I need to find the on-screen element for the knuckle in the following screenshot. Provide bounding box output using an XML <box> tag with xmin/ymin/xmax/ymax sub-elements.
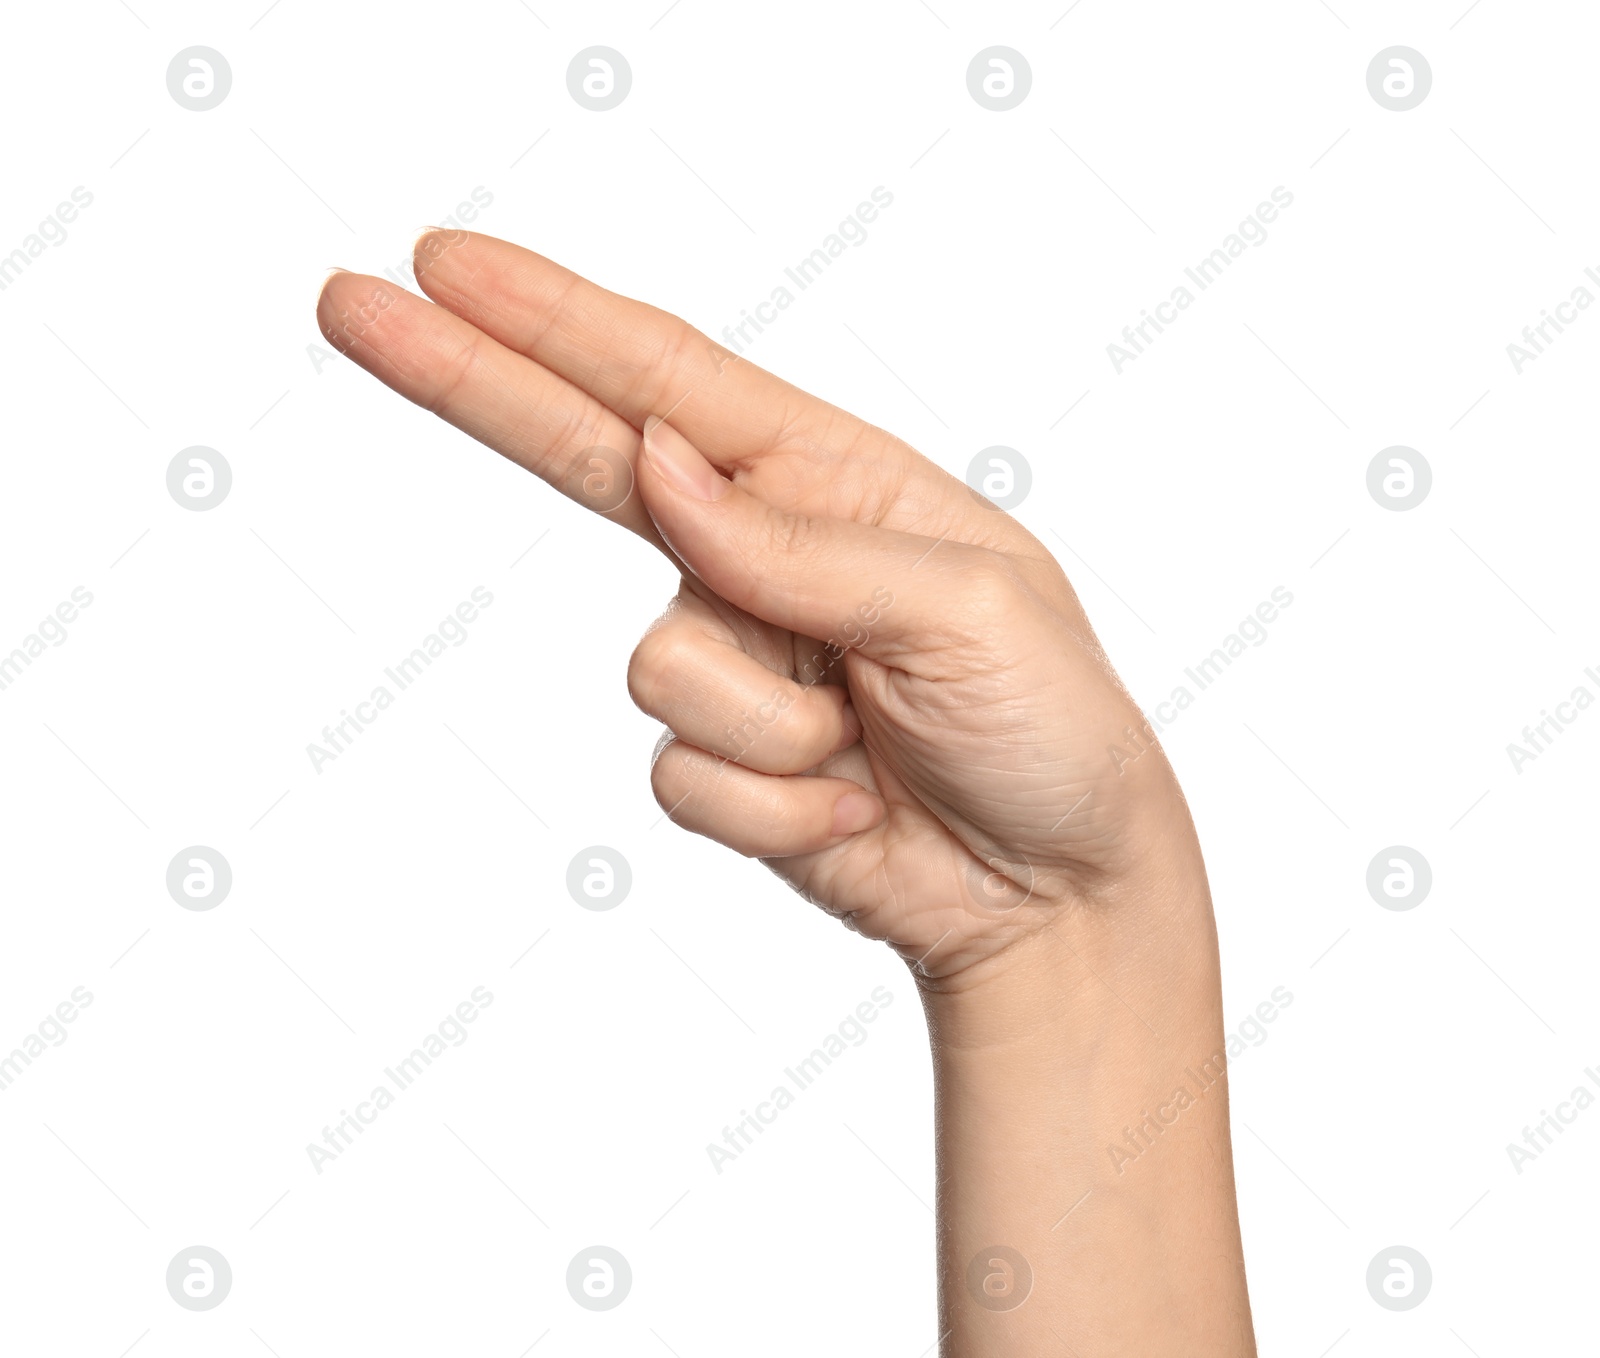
<box><xmin>520</xmin><ymin>270</ymin><xmax>584</xmax><ymax>358</ymax></box>
<box><xmin>544</xmin><ymin>402</ymin><xmax>615</xmax><ymax>491</ymax></box>
<box><xmin>422</xmin><ymin>336</ymin><xmax>481</xmax><ymax>416</ymax></box>
<box><xmin>951</xmin><ymin>553</ymin><xmax>1024</xmax><ymax>621</ymax></box>
<box><xmin>639</xmin><ymin>317</ymin><xmax>702</xmax><ymax>411</ymax></box>
<box><xmin>729</xmin><ymin>684</ymin><xmax>837</xmax><ymax>774</ymax></box>
<box><xmin>760</xmin><ymin>508</ymin><xmax>817</xmax><ymax>564</ymax></box>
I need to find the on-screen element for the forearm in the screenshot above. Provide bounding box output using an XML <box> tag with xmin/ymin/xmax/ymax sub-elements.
<box><xmin>920</xmin><ymin>877</ymin><xmax>1256</xmax><ymax>1356</ymax></box>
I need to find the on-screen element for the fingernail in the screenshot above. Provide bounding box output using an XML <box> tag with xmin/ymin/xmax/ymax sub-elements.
<box><xmin>831</xmin><ymin>790</ymin><xmax>883</xmax><ymax>837</ymax></box>
<box><xmin>642</xmin><ymin>416</ymin><xmax>729</xmax><ymax>501</ymax></box>
<box><xmin>316</xmin><ymin>267</ymin><xmax>348</xmax><ymax>303</ymax></box>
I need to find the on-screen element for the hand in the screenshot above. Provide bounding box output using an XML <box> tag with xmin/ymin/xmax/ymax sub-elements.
<box><xmin>318</xmin><ymin>230</ymin><xmax>1253</xmax><ymax>1355</ymax></box>
<box><xmin>316</xmin><ymin>230</ymin><xmax>1202</xmax><ymax>988</ymax></box>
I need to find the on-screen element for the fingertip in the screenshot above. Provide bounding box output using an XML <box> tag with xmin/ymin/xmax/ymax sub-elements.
<box><xmin>831</xmin><ymin>788</ymin><xmax>885</xmax><ymax>837</ymax></box>
<box><xmin>313</xmin><ymin>270</ymin><xmax>413</xmax><ymax>371</ymax></box>
<box><xmin>409</xmin><ymin>226</ymin><xmax>440</xmax><ymax>268</ymax></box>
<box><xmin>809</xmin><ymin>686</ymin><xmax>860</xmax><ymax>759</ymax></box>
<box><xmin>315</xmin><ymin>268</ymin><xmax>355</xmax><ymax>348</ymax></box>
<box><xmin>412</xmin><ymin>226</ymin><xmax>475</xmax><ymax>296</ymax></box>
<box><xmin>315</xmin><ymin>263</ymin><xmax>346</xmax><ymax>308</ymax></box>
<box><xmin>832</xmin><ymin>698</ymin><xmax>863</xmax><ymax>755</ymax></box>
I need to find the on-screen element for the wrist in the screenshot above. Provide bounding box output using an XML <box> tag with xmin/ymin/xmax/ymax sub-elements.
<box><xmin>916</xmin><ymin>843</ymin><xmax>1221</xmax><ymax>1053</ymax></box>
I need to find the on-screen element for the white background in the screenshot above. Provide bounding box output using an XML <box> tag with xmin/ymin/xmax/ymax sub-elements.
<box><xmin>1</xmin><ymin>0</ymin><xmax>1596</xmax><ymax>1353</ymax></box>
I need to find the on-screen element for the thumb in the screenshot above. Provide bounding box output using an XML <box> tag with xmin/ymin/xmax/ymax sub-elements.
<box><xmin>636</xmin><ymin>416</ymin><xmax>979</xmax><ymax>659</ymax></box>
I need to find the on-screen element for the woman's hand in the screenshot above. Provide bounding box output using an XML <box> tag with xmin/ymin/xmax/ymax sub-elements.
<box><xmin>317</xmin><ymin>229</ymin><xmax>1203</xmax><ymax>989</ymax></box>
<box><xmin>318</xmin><ymin>230</ymin><xmax>1254</xmax><ymax>1355</ymax></box>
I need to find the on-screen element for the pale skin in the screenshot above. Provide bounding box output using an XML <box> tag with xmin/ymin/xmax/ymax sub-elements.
<box><xmin>318</xmin><ymin>230</ymin><xmax>1257</xmax><ymax>1355</ymax></box>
